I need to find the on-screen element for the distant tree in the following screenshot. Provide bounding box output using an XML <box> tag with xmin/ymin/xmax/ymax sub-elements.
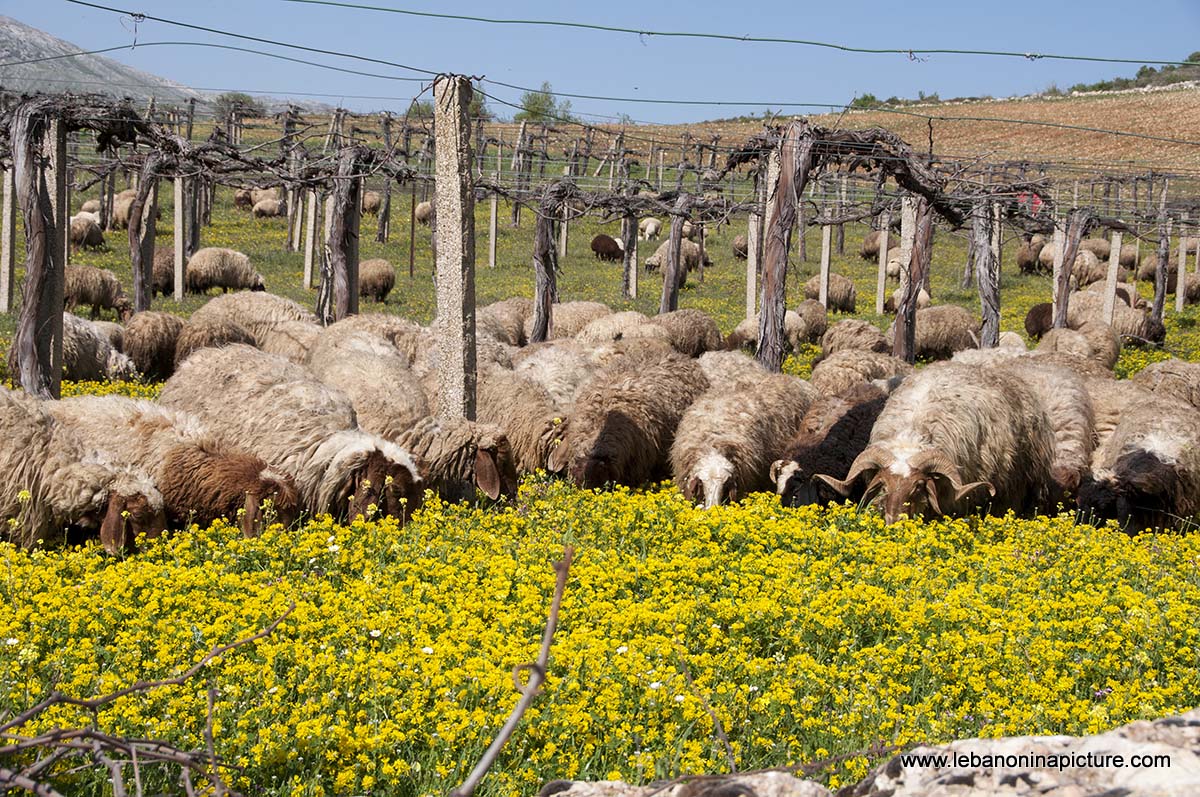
<box><xmin>406</xmin><ymin>99</ymin><xmax>434</xmax><ymax>119</ymax></box>
<box><xmin>850</xmin><ymin>93</ymin><xmax>879</xmax><ymax>109</ymax></box>
<box><xmin>468</xmin><ymin>92</ymin><xmax>492</xmax><ymax>121</ymax></box>
<box><xmin>514</xmin><ymin>82</ymin><xmax>575</xmax><ymax>123</ymax></box>
<box><xmin>213</xmin><ymin>92</ymin><xmax>266</xmax><ymax>121</ymax></box>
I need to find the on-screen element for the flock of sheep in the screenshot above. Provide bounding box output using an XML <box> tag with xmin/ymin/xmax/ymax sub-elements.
<box><xmin>8</xmin><ymin>206</ymin><xmax>1200</xmax><ymax>555</ymax></box>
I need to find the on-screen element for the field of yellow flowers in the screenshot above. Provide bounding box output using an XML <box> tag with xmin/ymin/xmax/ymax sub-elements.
<box><xmin>4</xmin><ymin>482</ymin><xmax>1200</xmax><ymax>795</ymax></box>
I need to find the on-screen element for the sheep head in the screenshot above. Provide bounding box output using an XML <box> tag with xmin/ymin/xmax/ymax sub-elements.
<box><xmin>1078</xmin><ymin>451</ymin><xmax>1182</xmax><ymax>532</ymax></box>
<box><xmin>685</xmin><ymin>452</ymin><xmax>738</xmax><ymax>509</ymax></box>
<box><xmin>240</xmin><ymin>468</ymin><xmax>301</xmax><ymax>538</ymax></box>
<box><xmin>772</xmin><ymin>458</ymin><xmax>841</xmax><ymax>508</ymax></box>
<box><xmin>98</xmin><ymin>484</ymin><xmax>167</xmax><ymax>555</ymax></box>
<box><xmin>251</xmin><ymin>273</ymin><xmax>267</xmax><ymax>292</ymax></box>
<box><xmin>816</xmin><ymin>446</ymin><xmax>994</xmax><ymax>523</ymax></box>
<box><xmin>114</xmin><ymin>296</ymin><xmax>134</xmax><ymax>323</ymax></box>
<box><xmin>343</xmin><ymin>450</ymin><xmax>424</xmax><ymax>524</ymax></box>
<box><xmin>473</xmin><ymin>432</ymin><xmax>519</xmax><ymax>501</ymax></box>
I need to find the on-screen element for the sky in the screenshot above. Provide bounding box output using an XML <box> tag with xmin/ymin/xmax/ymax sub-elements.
<box><xmin>5</xmin><ymin>0</ymin><xmax>1200</xmax><ymax>124</ymax></box>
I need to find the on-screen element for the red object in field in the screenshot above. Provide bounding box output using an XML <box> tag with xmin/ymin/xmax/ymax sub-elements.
<box><xmin>1018</xmin><ymin>192</ymin><xmax>1044</xmax><ymax>215</ymax></box>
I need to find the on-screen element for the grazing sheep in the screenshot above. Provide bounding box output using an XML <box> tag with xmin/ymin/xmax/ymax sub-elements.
<box><xmin>681</xmin><ymin>220</ymin><xmax>695</xmax><ymax>240</ymax></box>
<box><xmin>250</xmin><ymin>187</ymin><xmax>279</xmax><ymax>205</ymax></box>
<box><xmin>639</xmin><ymin>218</ymin><xmax>662</xmax><ymax>241</ymax></box>
<box><xmin>885</xmin><ymin>305</ymin><xmax>980</xmax><ymax>360</ymax></box>
<box><xmin>1078</xmin><ymin>238</ymin><xmax>1111</xmax><ymax>261</ymax></box>
<box><xmin>1182</xmin><ymin>273</ymin><xmax>1200</xmax><ymax>306</ymax></box>
<box><xmin>773</xmin><ymin>382</ymin><xmax>890</xmax><ymax>508</ymax></box>
<box><xmin>308</xmin><ymin>343</ymin><xmax>430</xmax><ymax>440</ymax></box>
<box><xmin>585</xmin><ymin>337</ymin><xmax>677</xmax><ymax>374</ymax></box>
<box><xmin>793</xmin><ymin>300</ymin><xmax>828</xmax><ymax>344</ymax></box>
<box><xmin>644</xmin><ymin>238</ymin><xmax>711</xmax><ymax>274</ymax></box>
<box><xmin>810</xmin><ymin>349</ymin><xmax>912</xmax><ymax>396</ymax></box>
<box><xmin>0</xmin><ymin>386</ymin><xmax>165</xmax><ymax>553</ymax></box>
<box><xmin>186</xmin><ymin>248</ymin><xmax>266</xmax><ymax>295</ymax></box>
<box><xmin>478</xmin><ymin>297</ymin><xmax>533</xmax><ymax>347</ymax></box>
<box><xmin>477</xmin><ymin>366</ymin><xmax>567</xmax><ymax>474</ymax></box>
<box><xmin>547</xmin><ymin>354</ymin><xmax>710</xmax><ymax>487</ymax></box>
<box><xmin>151</xmin><ymin>245</ymin><xmax>176</xmax><ymax>297</ymax></box>
<box><xmin>575</xmin><ymin>311</ymin><xmax>667</xmax><ymax>347</ymax></box>
<box><xmin>1082</xmin><ymin>280</ymin><xmax>1144</xmax><ymax>309</ymax></box>
<box><xmin>361</xmin><ymin>190</ymin><xmax>383</xmax><ymax>216</ymax></box>
<box><xmin>819</xmin><ymin>319</ymin><xmax>888</xmax><ymax>359</ymax></box>
<box><xmin>697</xmin><ymin>350</ymin><xmax>769</xmax><ymax>388</ymax></box>
<box><xmin>522</xmin><ymin>301</ymin><xmax>612</xmax><ymax>341</ymax></box>
<box><xmin>61</xmin><ymin>313</ymin><xmax>139</xmax><ymax>382</ymax></box>
<box><xmin>320</xmin><ymin>314</ymin><xmax>428</xmax><ymax>365</ymax></box>
<box><xmin>882</xmin><ymin>287</ymin><xmax>932</xmax><ymax>314</ymax></box>
<box><xmin>1032</xmin><ymin>351</ymin><xmax>1117</xmax><ymax>381</ymax></box>
<box><xmin>189</xmin><ymin>291</ymin><xmax>317</xmax><ymax>346</ymax></box>
<box><xmin>252</xmin><ymin>199</ymin><xmax>286</xmax><ymax>218</ymax></box>
<box><xmin>91</xmin><ymin>320</ymin><xmax>124</xmax><ymax>353</ymax></box>
<box><xmin>859</xmin><ymin>229</ymin><xmax>893</xmax><ymax>261</ymax></box>
<box><xmin>110</xmin><ymin>194</ymin><xmax>135</xmax><ymax>229</ymax></box>
<box><xmin>1119</xmin><ymin>243</ymin><xmax>1139</xmax><ymax>267</ymax></box>
<box><xmin>233</xmin><ymin>188</ymin><xmax>253</xmax><ymax>209</ymax></box>
<box><xmin>123</xmin><ymin>311</ymin><xmax>185</xmax><ymax>381</ymax></box>
<box><xmin>732</xmin><ymin>234</ymin><xmax>748</xmax><ymax>260</ymax></box>
<box><xmin>804</xmin><ymin>273</ymin><xmax>857</xmax><ymax>313</ymax></box>
<box><xmin>1078</xmin><ymin>393</ymin><xmax>1200</xmax><ymax>531</ymax></box>
<box><xmin>359</xmin><ymin>258</ymin><xmax>396</xmax><ymax>303</ymax></box>
<box><xmin>1024</xmin><ymin>303</ymin><xmax>1053</xmax><ymax>339</ymax></box>
<box><xmin>884</xmin><ymin>246</ymin><xmax>904</xmax><ymax>280</ymax></box>
<box><xmin>590</xmin><ymin>234</ymin><xmax>623</xmax><ymax>262</ymax></box>
<box><xmin>996</xmin><ymin>358</ymin><xmax>1096</xmax><ymax>497</ymax></box>
<box><xmin>1132</xmin><ymin>358</ymin><xmax>1200</xmax><ymax>411</ymax></box>
<box><xmin>394</xmin><ymin>416</ymin><xmax>518</xmax><ymax>502</ymax></box>
<box><xmin>160</xmin><ymin>345</ymin><xmax>424</xmax><ymax>519</ymax></box>
<box><xmin>1138</xmin><ymin>253</ymin><xmax>1177</xmax><ymax>285</ymax></box>
<box><xmin>65</xmin><ymin>265</ymin><xmax>131</xmax><ymax>321</ymax></box>
<box><xmin>816</xmin><ymin>362</ymin><xmax>1057</xmax><ymax>523</ymax></box>
<box><xmin>415</xmin><ymin>200</ymin><xmax>433</xmax><ymax>225</ymax></box>
<box><xmin>1068</xmin><ymin>250</ymin><xmax>1107</xmax><ymax>288</ymax></box>
<box><xmin>174</xmin><ymin>319</ymin><xmax>256</xmax><ymax>366</ymax></box>
<box><xmin>1076</xmin><ymin>322</ymin><xmax>1122</xmax><ymax>369</ymax></box>
<box><xmin>1016</xmin><ymin>235</ymin><xmax>1048</xmax><ymax>274</ymax></box>
<box><xmin>725</xmin><ymin>311</ymin><xmax>810</xmax><ymax>354</ymax></box>
<box><xmin>69</xmin><ymin>214</ymin><xmax>105</xmax><ymax>250</ymax></box>
<box><xmin>671</xmin><ymin>374</ymin><xmax>817</xmax><ymax>507</ymax></box>
<box><xmin>259</xmin><ymin>320</ymin><xmax>323</xmax><ymax>364</ymax></box>
<box><xmin>1036</xmin><ymin>324</ymin><xmax>1121</xmax><ymax>370</ymax></box>
<box><xmin>80</xmin><ymin>199</ymin><xmax>100</xmax><ymax>214</ymax></box>
<box><xmin>999</xmin><ymin>331</ymin><xmax>1026</xmax><ymax>350</ymax></box>
<box><xmin>1084</xmin><ymin>376</ymin><xmax>1151</xmax><ymax>450</ymax></box>
<box><xmin>1043</xmin><ymin>292</ymin><xmax>1166</xmax><ymax>344</ymax></box>
<box><xmin>47</xmin><ymin>396</ymin><xmax>300</xmax><ymax>536</ymax></box>
<box><xmin>511</xmin><ymin>341</ymin><xmax>591</xmax><ymax>408</ymax></box>
<box><xmin>649</xmin><ymin>308</ymin><xmax>722</xmax><ymax>356</ymax></box>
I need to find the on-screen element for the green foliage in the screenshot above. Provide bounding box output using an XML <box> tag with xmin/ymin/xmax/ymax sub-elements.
<box><xmin>514</xmin><ymin>81</ymin><xmax>575</xmax><ymax>123</ymax></box>
<box><xmin>211</xmin><ymin>92</ymin><xmax>266</xmax><ymax>121</ymax></box>
<box><xmin>850</xmin><ymin>93</ymin><xmax>879</xmax><ymax>109</ymax></box>
<box><xmin>406</xmin><ymin>99</ymin><xmax>434</xmax><ymax>119</ymax></box>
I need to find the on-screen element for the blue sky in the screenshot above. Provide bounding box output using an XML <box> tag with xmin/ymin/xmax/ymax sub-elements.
<box><xmin>7</xmin><ymin>0</ymin><xmax>1199</xmax><ymax>123</ymax></box>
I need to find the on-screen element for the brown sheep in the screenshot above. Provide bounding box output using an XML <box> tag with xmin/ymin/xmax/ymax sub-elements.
<box><xmin>649</xmin><ymin>308</ymin><xmax>723</xmax><ymax>356</ymax></box>
<box><xmin>810</xmin><ymin>349</ymin><xmax>912</xmax><ymax>396</ymax></box>
<box><xmin>819</xmin><ymin>319</ymin><xmax>888</xmax><ymax>359</ymax></box>
<box><xmin>233</xmin><ymin>188</ymin><xmax>254</xmax><ymax>209</ymax></box>
<box><xmin>174</xmin><ymin>320</ymin><xmax>256</xmax><ymax>366</ymax></box>
<box><xmin>1016</xmin><ymin>235</ymin><xmax>1047</xmax><ymax>274</ymax></box>
<box><xmin>793</xmin><ymin>300</ymin><xmax>828</xmax><ymax>344</ymax></box>
<box><xmin>123</xmin><ymin>311</ymin><xmax>185</xmax><ymax>381</ymax></box>
<box><xmin>359</xmin><ymin>258</ymin><xmax>396</xmax><ymax>303</ymax></box>
<box><xmin>361</xmin><ymin>190</ymin><xmax>383</xmax><ymax>216</ymax></box>
<box><xmin>803</xmin><ymin>273</ymin><xmax>857</xmax><ymax>313</ymax></box>
<box><xmin>590</xmin><ymin>234</ymin><xmax>623</xmax><ymax>262</ymax></box>
<box><xmin>415</xmin><ymin>200</ymin><xmax>433</xmax><ymax>225</ymax></box>
<box><xmin>477</xmin><ymin>366</ymin><xmax>568</xmax><ymax>474</ymax></box>
<box><xmin>886</xmin><ymin>305</ymin><xmax>980</xmax><ymax>360</ymax></box>
<box><xmin>732</xmin><ymin>234</ymin><xmax>748</xmax><ymax>260</ymax></box>
<box><xmin>152</xmin><ymin>245</ymin><xmax>176</xmax><ymax>297</ymax></box>
<box><xmin>64</xmin><ymin>265</ymin><xmax>132</xmax><ymax>321</ymax></box>
<box><xmin>478</xmin><ymin>297</ymin><xmax>533</xmax><ymax>347</ymax></box>
<box><xmin>69</xmin><ymin>214</ymin><xmax>104</xmax><ymax>250</ymax></box>
<box><xmin>859</xmin><ymin>229</ymin><xmax>893</xmax><ymax>261</ymax></box>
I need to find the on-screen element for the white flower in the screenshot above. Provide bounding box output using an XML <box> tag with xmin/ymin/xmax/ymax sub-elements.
<box><xmin>4</xmin><ymin>638</ymin><xmax>17</xmax><ymax>646</ymax></box>
<box><xmin>327</xmin><ymin>535</ymin><xmax>337</xmax><ymax>544</ymax></box>
<box><xmin>674</xmin><ymin>694</ymin><xmax>685</xmax><ymax>703</ymax></box>
<box><xmin>421</xmin><ymin>646</ymin><xmax>434</xmax><ymax>655</ymax></box>
<box><xmin>369</xmin><ymin>629</ymin><xmax>382</xmax><ymax>638</ymax></box>
<box><xmin>648</xmin><ymin>681</ymin><xmax>662</xmax><ymax>690</ymax></box>
<box><xmin>327</xmin><ymin>544</ymin><xmax>340</xmax><ymax>553</ymax></box>
<box><xmin>616</xmin><ymin>645</ymin><xmax>628</xmax><ymax>654</ymax></box>
<box><xmin>748</xmin><ymin>685</ymin><xmax>759</xmax><ymax>692</ymax></box>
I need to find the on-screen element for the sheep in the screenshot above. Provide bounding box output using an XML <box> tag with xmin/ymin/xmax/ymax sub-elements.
<box><xmin>793</xmin><ymin>300</ymin><xmax>828</xmax><ymax>344</ymax></box>
<box><xmin>308</xmin><ymin>342</ymin><xmax>430</xmax><ymax>441</ymax></box>
<box><xmin>69</xmin><ymin>214</ymin><xmax>105</xmax><ymax>250</ymax></box>
<box><xmin>574</xmin><ymin>311</ymin><xmax>668</xmax><ymax>347</ymax></box>
<box><xmin>174</xmin><ymin>319</ymin><xmax>256</xmax><ymax>366</ymax></box>
<box><xmin>64</xmin><ymin>265</ymin><xmax>131</xmax><ymax>321</ymax></box>
<box><xmin>804</xmin><ymin>273</ymin><xmax>857</xmax><ymax>313</ymax></box>
<box><xmin>732</xmin><ymin>234</ymin><xmax>748</xmax><ymax>260</ymax></box>
<box><xmin>1032</xmin><ymin>351</ymin><xmax>1118</xmax><ymax>381</ymax></box>
<box><xmin>1082</xmin><ymin>280</ymin><xmax>1144</xmax><ymax>309</ymax></box>
<box><xmin>1077</xmin><ymin>394</ymin><xmax>1200</xmax><ymax>531</ymax></box>
<box><xmin>0</xmin><ymin>386</ymin><xmax>165</xmax><ymax>554</ymax></box>
<box><xmin>415</xmin><ymin>200</ymin><xmax>433</xmax><ymax>225</ymax></box>
<box><xmin>816</xmin><ymin>362</ymin><xmax>1057</xmax><ymax>523</ymax></box>
<box><xmin>250</xmin><ymin>187</ymin><xmax>279</xmax><ymax>205</ymax></box>
<box><xmin>61</xmin><ymin>313</ymin><xmax>139</xmax><ymax>382</ymax></box>
<box><xmin>359</xmin><ymin>258</ymin><xmax>396</xmax><ymax>303</ymax></box>
<box><xmin>810</xmin><ymin>349</ymin><xmax>912</xmax><ymax>397</ymax></box>
<box><xmin>1138</xmin><ymin>253</ymin><xmax>1178</xmax><ymax>285</ymax></box>
<box><xmin>882</xmin><ymin>287</ymin><xmax>932</xmax><ymax>314</ymax></box>
<box><xmin>1036</xmin><ymin>325</ymin><xmax>1119</xmax><ymax>370</ymax></box>
<box><xmin>1119</xmin><ymin>243</ymin><xmax>1139</xmax><ymax>267</ymax></box>
<box><xmin>511</xmin><ymin>341</ymin><xmax>591</xmax><ymax>408</ymax></box>
<box><xmin>123</xmin><ymin>311</ymin><xmax>185</xmax><ymax>381</ymax></box>
<box><xmin>586</xmin><ymin>337</ymin><xmax>677</xmax><ymax>373</ymax></box>
<box><xmin>1084</xmin><ymin>376</ymin><xmax>1152</xmax><ymax>449</ymax></box>
<box><xmin>1182</xmin><ymin>273</ymin><xmax>1200</xmax><ymax>306</ymax></box>
<box><xmin>547</xmin><ymin>354</ymin><xmax>710</xmax><ymax>486</ymax></box>
<box><xmin>91</xmin><ymin>320</ymin><xmax>124</xmax><ymax>353</ymax></box>
<box><xmin>885</xmin><ymin>305</ymin><xmax>980</xmax><ymax>360</ymax></box>
<box><xmin>189</xmin><ymin>291</ymin><xmax>317</xmax><ymax>346</ymax></box>
<box><xmin>1068</xmin><ymin>250</ymin><xmax>1106</xmax><ymax>288</ymax></box>
<box><xmin>320</xmin><ymin>314</ymin><xmax>428</xmax><ymax>365</ymax></box>
<box><xmin>361</xmin><ymin>190</ymin><xmax>383</xmax><ymax>215</ymax></box>
<box><xmin>649</xmin><ymin>308</ymin><xmax>723</xmax><ymax>356</ymax></box>
<box><xmin>639</xmin><ymin>217</ymin><xmax>662</xmax><ymax>241</ymax></box>
<box><xmin>1033</xmin><ymin>292</ymin><xmax>1166</xmax><ymax>344</ymax></box>
<box><xmin>478</xmin><ymin>297</ymin><xmax>533</xmax><ymax>347</ymax></box>
<box><xmin>725</xmin><ymin>311</ymin><xmax>810</xmax><ymax>354</ymax></box>
<box><xmin>80</xmin><ymin>199</ymin><xmax>100</xmax><ymax>214</ymax></box>
<box><xmin>590</xmin><ymin>234</ymin><xmax>623</xmax><ymax>262</ymax></box>
<box><xmin>47</xmin><ymin>396</ymin><xmax>300</xmax><ymax>537</ymax></box>
<box><xmin>391</xmin><ymin>416</ymin><xmax>517</xmax><ymax>502</ymax></box>
<box><xmin>152</xmin><ymin>245</ymin><xmax>176</xmax><ymax>297</ymax></box>
<box><xmin>1076</xmin><ymin>322</ymin><xmax>1122</xmax><ymax>369</ymax></box>
<box><xmin>186</xmin><ymin>247</ymin><xmax>266</xmax><ymax>295</ymax></box>
<box><xmin>994</xmin><ymin>358</ymin><xmax>1096</xmax><ymax>498</ymax></box>
<box><xmin>697</xmin><ymin>349</ymin><xmax>769</xmax><ymax>388</ymax></box>
<box><xmin>859</xmin><ymin>229</ymin><xmax>894</xmax><ymax>261</ymax></box>
<box><xmin>681</xmin><ymin>220</ymin><xmax>696</xmax><ymax>240</ymax></box>
<box><xmin>258</xmin><ymin>320</ymin><xmax>323</xmax><ymax>364</ymax></box>
<box><xmin>671</xmin><ymin>373</ymin><xmax>817</xmax><ymax>507</ymax></box>
<box><xmin>643</xmin><ymin>238</ymin><xmax>711</xmax><ymax>274</ymax></box>
<box><xmin>1078</xmin><ymin>238</ymin><xmax>1111</xmax><ymax>261</ymax></box>
<box><xmin>477</xmin><ymin>366</ymin><xmax>567</xmax><ymax>474</ymax></box>
<box><xmin>884</xmin><ymin>246</ymin><xmax>904</xmax><ymax>280</ymax></box>
<box><xmin>110</xmin><ymin>194</ymin><xmax>135</xmax><ymax>229</ymax></box>
<box><xmin>522</xmin><ymin>301</ymin><xmax>612</xmax><ymax>341</ymax></box>
<box><xmin>252</xmin><ymin>199</ymin><xmax>286</xmax><ymax>218</ymax></box>
<box><xmin>1132</xmin><ymin>358</ymin><xmax>1200</xmax><ymax>411</ymax></box>
<box><xmin>773</xmin><ymin>382</ymin><xmax>890</xmax><ymax>508</ymax></box>
<box><xmin>819</xmin><ymin>319</ymin><xmax>888</xmax><ymax>359</ymax></box>
<box><xmin>1016</xmin><ymin>236</ymin><xmax>1048</xmax><ymax>274</ymax></box>
<box><xmin>159</xmin><ymin>344</ymin><xmax>424</xmax><ymax>519</ymax></box>
<box><xmin>233</xmin><ymin>188</ymin><xmax>253</xmax><ymax>209</ymax></box>
<box><xmin>999</xmin><ymin>331</ymin><xmax>1026</xmax><ymax>350</ymax></box>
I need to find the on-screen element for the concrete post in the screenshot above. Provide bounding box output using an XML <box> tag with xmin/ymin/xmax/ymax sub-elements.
<box><xmin>173</xmin><ymin>176</ymin><xmax>185</xmax><ymax>301</ymax></box>
<box><xmin>1103</xmin><ymin>231</ymin><xmax>1123</xmax><ymax>325</ymax></box>
<box><xmin>0</xmin><ymin>166</ymin><xmax>14</xmax><ymax>313</ymax></box>
<box><xmin>874</xmin><ymin>213</ymin><xmax>891</xmax><ymax>315</ymax></box>
<box><xmin>818</xmin><ymin>225</ymin><xmax>832</xmax><ymax>308</ymax></box>
<box><xmin>303</xmin><ymin>189</ymin><xmax>317</xmax><ymax>290</ymax></box>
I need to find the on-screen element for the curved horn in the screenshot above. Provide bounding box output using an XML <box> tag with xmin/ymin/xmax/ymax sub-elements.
<box><xmin>815</xmin><ymin>447</ymin><xmax>889</xmax><ymax>497</ymax></box>
<box><xmin>911</xmin><ymin>450</ymin><xmax>996</xmax><ymax>502</ymax></box>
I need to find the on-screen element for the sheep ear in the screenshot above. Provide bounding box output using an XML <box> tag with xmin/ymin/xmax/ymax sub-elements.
<box><xmin>685</xmin><ymin>475</ymin><xmax>702</xmax><ymax>500</ymax></box>
<box><xmin>98</xmin><ymin>494</ymin><xmax>129</xmax><ymax>556</ymax></box>
<box><xmin>475</xmin><ymin>449</ymin><xmax>502</xmax><ymax>500</ymax></box>
<box><xmin>241</xmin><ymin>492</ymin><xmax>262</xmax><ymax>538</ymax></box>
<box><xmin>546</xmin><ymin>440</ymin><xmax>570</xmax><ymax>474</ymax></box>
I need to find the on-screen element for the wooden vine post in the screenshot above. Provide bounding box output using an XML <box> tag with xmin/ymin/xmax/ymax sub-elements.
<box><xmin>1052</xmin><ymin>209</ymin><xmax>1090</xmax><ymax>329</ymax></box>
<box><xmin>817</xmin><ymin>224</ymin><xmax>832</xmax><ymax>307</ymax></box>
<box><xmin>659</xmin><ymin>195</ymin><xmax>691</xmax><ymax>315</ymax></box>
<box><xmin>530</xmin><ymin>186</ymin><xmax>560</xmax><ymax>344</ymax></box>
<box><xmin>1152</xmin><ymin>181</ymin><xmax>1170</xmax><ymax>323</ymax></box>
<box><xmin>893</xmin><ymin>196</ymin><xmax>934</xmax><ymax>364</ymax></box>
<box><xmin>377</xmin><ymin>111</ymin><xmax>393</xmax><ymax>243</ymax></box>
<box><xmin>318</xmin><ymin>148</ymin><xmax>361</xmax><ymax>323</ymax></box>
<box><xmin>128</xmin><ymin>157</ymin><xmax>160</xmax><ymax>313</ymax></box>
<box><xmin>432</xmin><ymin>74</ymin><xmax>477</xmax><ymax>420</ymax></box>
<box><xmin>972</xmin><ymin>200</ymin><xmax>1000</xmax><ymax>348</ymax></box>
<box><xmin>10</xmin><ymin>108</ymin><xmax>67</xmax><ymax>398</ymax></box>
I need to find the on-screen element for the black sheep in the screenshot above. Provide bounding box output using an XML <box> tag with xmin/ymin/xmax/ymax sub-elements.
<box><xmin>590</xmin><ymin>234</ymin><xmax>623</xmax><ymax>262</ymax></box>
